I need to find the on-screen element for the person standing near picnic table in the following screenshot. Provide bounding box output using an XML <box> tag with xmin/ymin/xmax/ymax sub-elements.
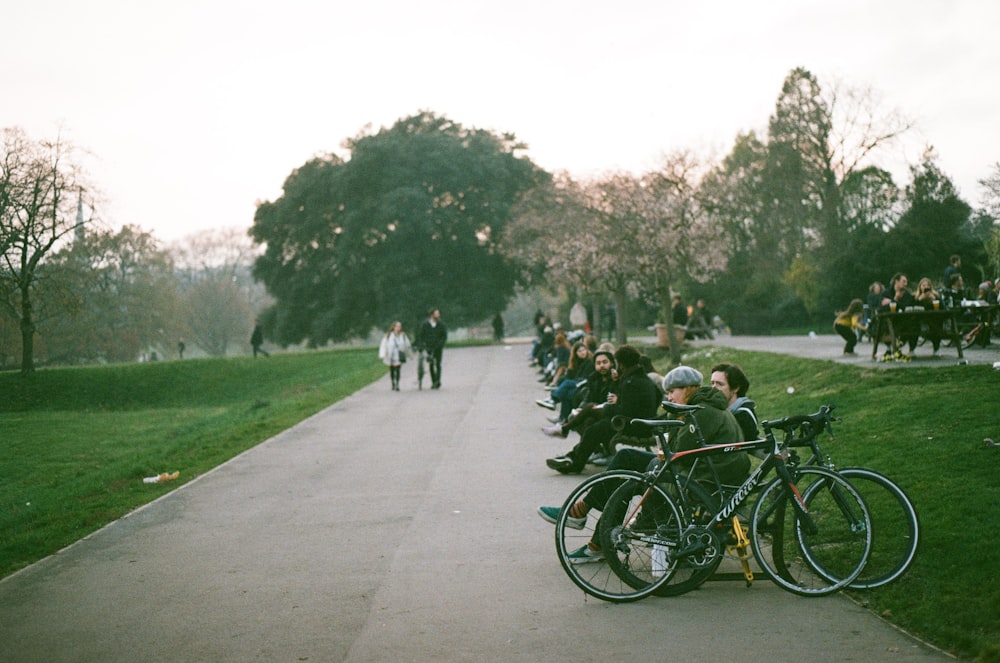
<box><xmin>833</xmin><ymin>299</ymin><xmax>867</xmax><ymax>355</ymax></box>
<box><xmin>379</xmin><ymin>321</ymin><xmax>413</xmax><ymax>391</ymax></box>
<box><xmin>416</xmin><ymin>308</ymin><xmax>448</xmax><ymax>390</ymax></box>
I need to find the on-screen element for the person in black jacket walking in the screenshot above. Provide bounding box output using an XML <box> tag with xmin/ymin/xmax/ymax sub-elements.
<box><xmin>416</xmin><ymin>308</ymin><xmax>447</xmax><ymax>389</ymax></box>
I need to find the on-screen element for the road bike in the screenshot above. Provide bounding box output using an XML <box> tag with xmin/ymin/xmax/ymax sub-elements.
<box><xmin>765</xmin><ymin>404</ymin><xmax>919</xmax><ymax>589</ymax></box>
<box><xmin>554</xmin><ymin>402</ymin><xmax>873</xmax><ymax>603</ymax></box>
<box><xmin>416</xmin><ymin>349</ymin><xmax>426</xmax><ymax>390</ymax></box>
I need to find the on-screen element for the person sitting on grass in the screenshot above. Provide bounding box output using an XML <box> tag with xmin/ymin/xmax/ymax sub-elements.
<box><xmin>538</xmin><ymin>365</ymin><xmax>749</xmax><ymax>563</ymax></box>
<box><xmin>544</xmin><ymin>345</ymin><xmax>659</xmax><ymax>474</ymax></box>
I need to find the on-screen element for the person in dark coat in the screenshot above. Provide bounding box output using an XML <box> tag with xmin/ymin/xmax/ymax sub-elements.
<box><xmin>416</xmin><ymin>308</ymin><xmax>448</xmax><ymax>389</ymax></box>
<box><xmin>545</xmin><ymin>345</ymin><xmax>660</xmax><ymax>474</ymax></box>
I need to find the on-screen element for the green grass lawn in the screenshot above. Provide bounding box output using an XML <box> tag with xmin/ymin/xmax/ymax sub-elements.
<box><xmin>1</xmin><ymin>344</ymin><xmax>998</xmax><ymax>660</ymax></box>
<box><xmin>653</xmin><ymin>345</ymin><xmax>1000</xmax><ymax>662</ymax></box>
<box><xmin>1</xmin><ymin>349</ymin><xmax>386</xmax><ymax>581</ymax></box>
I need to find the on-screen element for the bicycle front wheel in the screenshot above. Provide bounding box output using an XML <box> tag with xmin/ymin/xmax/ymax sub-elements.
<box><xmin>751</xmin><ymin>466</ymin><xmax>872</xmax><ymax>597</ymax></box>
<box><xmin>830</xmin><ymin>467</ymin><xmax>919</xmax><ymax>589</ymax></box>
<box><xmin>554</xmin><ymin>471</ymin><xmax>666</xmax><ymax>603</ymax></box>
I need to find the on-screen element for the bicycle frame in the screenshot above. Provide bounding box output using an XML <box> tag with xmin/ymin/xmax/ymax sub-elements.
<box><xmin>621</xmin><ymin>407</ymin><xmax>817</xmax><ymax>539</ymax></box>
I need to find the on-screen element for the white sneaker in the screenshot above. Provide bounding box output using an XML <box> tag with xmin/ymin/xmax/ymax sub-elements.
<box><xmin>541</xmin><ymin>424</ymin><xmax>563</xmax><ymax>437</ymax></box>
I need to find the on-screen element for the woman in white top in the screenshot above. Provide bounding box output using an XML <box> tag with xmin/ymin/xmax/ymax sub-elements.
<box><xmin>378</xmin><ymin>321</ymin><xmax>413</xmax><ymax>391</ymax></box>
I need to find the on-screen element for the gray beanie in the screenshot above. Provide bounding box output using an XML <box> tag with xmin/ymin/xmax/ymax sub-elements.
<box><xmin>663</xmin><ymin>365</ymin><xmax>703</xmax><ymax>390</ymax></box>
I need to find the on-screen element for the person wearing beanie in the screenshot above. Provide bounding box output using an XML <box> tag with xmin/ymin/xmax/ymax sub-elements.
<box><xmin>537</xmin><ymin>363</ymin><xmax>749</xmax><ymax>563</ymax></box>
<box><xmin>545</xmin><ymin>345</ymin><xmax>660</xmax><ymax>474</ymax></box>
<box><xmin>662</xmin><ymin>365</ymin><xmax>749</xmax><ymax>484</ymax></box>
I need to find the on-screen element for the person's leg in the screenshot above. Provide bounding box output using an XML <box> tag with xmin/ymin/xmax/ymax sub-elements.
<box><xmin>567</xmin><ymin>418</ymin><xmax>614</xmax><ymax>472</ymax></box>
<box><xmin>834</xmin><ymin>324</ymin><xmax>856</xmax><ymax>352</ymax></box>
<box><xmin>580</xmin><ymin>448</ymin><xmax>656</xmax><ymax>511</ymax></box>
<box><xmin>429</xmin><ymin>348</ymin><xmax>442</xmax><ymax>387</ymax></box>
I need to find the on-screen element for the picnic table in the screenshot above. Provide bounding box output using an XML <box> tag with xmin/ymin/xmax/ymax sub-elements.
<box><xmin>871</xmin><ymin>307</ymin><xmax>963</xmax><ymax>359</ymax></box>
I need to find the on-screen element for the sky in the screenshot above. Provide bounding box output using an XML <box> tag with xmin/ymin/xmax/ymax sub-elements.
<box><xmin>4</xmin><ymin>0</ymin><xmax>999</xmax><ymax>242</ymax></box>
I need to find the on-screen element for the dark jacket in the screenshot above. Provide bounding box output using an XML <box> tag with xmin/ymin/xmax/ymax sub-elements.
<box><xmin>582</xmin><ymin>370</ymin><xmax>616</xmax><ymax>406</ymax></box>
<box><xmin>668</xmin><ymin>387</ymin><xmax>750</xmax><ymax>484</ymax></box>
<box><xmin>730</xmin><ymin>396</ymin><xmax>759</xmax><ymax>442</ymax></box>
<box><xmin>416</xmin><ymin>319</ymin><xmax>447</xmax><ymax>352</ymax></box>
<box><xmin>605</xmin><ymin>366</ymin><xmax>661</xmax><ymax>436</ymax></box>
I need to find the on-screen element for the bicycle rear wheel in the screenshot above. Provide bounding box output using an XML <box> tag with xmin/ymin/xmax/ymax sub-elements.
<box><xmin>599</xmin><ymin>477</ymin><xmax>718</xmax><ymax>598</ymax></box>
<box><xmin>829</xmin><ymin>467</ymin><xmax>919</xmax><ymax>589</ymax></box>
<box><xmin>554</xmin><ymin>471</ymin><xmax>668</xmax><ymax>603</ymax></box>
<box><xmin>751</xmin><ymin>466</ymin><xmax>872</xmax><ymax>597</ymax></box>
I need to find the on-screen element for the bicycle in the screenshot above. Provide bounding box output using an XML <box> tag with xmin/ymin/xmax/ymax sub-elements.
<box><xmin>765</xmin><ymin>404</ymin><xmax>919</xmax><ymax>589</ymax></box>
<box><xmin>554</xmin><ymin>402</ymin><xmax>873</xmax><ymax>603</ymax></box>
<box><xmin>416</xmin><ymin>349</ymin><xmax>426</xmax><ymax>390</ymax></box>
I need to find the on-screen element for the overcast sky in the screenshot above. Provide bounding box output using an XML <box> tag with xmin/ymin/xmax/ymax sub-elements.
<box><xmin>4</xmin><ymin>0</ymin><xmax>999</xmax><ymax>241</ymax></box>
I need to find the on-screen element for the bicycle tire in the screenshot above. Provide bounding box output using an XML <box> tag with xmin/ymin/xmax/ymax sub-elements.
<box><xmin>827</xmin><ymin>467</ymin><xmax>919</xmax><ymax>589</ymax></box>
<box><xmin>750</xmin><ymin>466</ymin><xmax>872</xmax><ymax>597</ymax></box>
<box><xmin>600</xmin><ymin>477</ymin><xmax>719</xmax><ymax>598</ymax></box>
<box><xmin>554</xmin><ymin>471</ymin><xmax>670</xmax><ymax>603</ymax></box>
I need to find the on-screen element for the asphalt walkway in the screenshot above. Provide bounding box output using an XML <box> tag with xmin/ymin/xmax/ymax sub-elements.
<box><xmin>0</xmin><ymin>343</ymin><xmax>954</xmax><ymax>662</ymax></box>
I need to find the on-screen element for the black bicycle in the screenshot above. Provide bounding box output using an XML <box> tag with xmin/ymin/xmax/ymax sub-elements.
<box><xmin>554</xmin><ymin>403</ymin><xmax>873</xmax><ymax>603</ymax></box>
<box><xmin>416</xmin><ymin>349</ymin><xmax>426</xmax><ymax>390</ymax></box>
<box><xmin>765</xmin><ymin>404</ymin><xmax>919</xmax><ymax>589</ymax></box>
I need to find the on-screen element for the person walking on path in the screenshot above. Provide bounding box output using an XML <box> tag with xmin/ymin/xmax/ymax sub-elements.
<box><xmin>251</xmin><ymin>321</ymin><xmax>269</xmax><ymax>358</ymax></box>
<box><xmin>416</xmin><ymin>308</ymin><xmax>447</xmax><ymax>389</ymax></box>
<box><xmin>378</xmin><ymin>321</ymin><xmax>413</xmax><ymax>391</ymax></box>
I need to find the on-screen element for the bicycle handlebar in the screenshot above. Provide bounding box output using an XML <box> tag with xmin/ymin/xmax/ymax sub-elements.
<box><xmin>761</xmin><ymin>404</ymin><xmax>838</xmax><ymax>443</ymax></box>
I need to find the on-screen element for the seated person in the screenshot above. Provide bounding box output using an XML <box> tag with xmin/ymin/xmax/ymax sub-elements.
<box><xmin>914</xmin><ymin>276</ymin><xmax>944</xmax><ymax>352</ymax></box>
<box><xmin>545</xmin><ymin>345</ymin><xmax>659</xmax><ymax>474</ymax></box>
<box><xmin>709</xmin><ymin>362</ymin><xmax>759</xmax><ymax>444</ymax></box>
<box><xmin>543</xmin><ymin>347</ymin><xmax>617</xmax><ymax>438</ymax></box>
<box><xmin>881</xmin><ymin>272</ymin><xmax>918</xmax><ymax>353</ymax></box>
<box><xmin>537</xmin><ymin>365</ymin><xmax>750</xmax><ymax>563</ymax></box>
<box><xmin>540</xmin><ymin>341</ymin><xmax>594</xmax><ymax>424</ymax></box>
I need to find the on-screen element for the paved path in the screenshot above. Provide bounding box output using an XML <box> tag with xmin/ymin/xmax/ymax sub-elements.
<box><xmin>686</xmin><ymin>331</ymin><xmax>1000</xmax><ymax>367</ymax></box>
<box><xmin>0</xmin><ymin>345</ymin><xmax>952</xmax><ymax>662</ymax></box>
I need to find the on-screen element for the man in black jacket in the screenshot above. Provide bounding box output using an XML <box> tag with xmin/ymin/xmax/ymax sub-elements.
<box><xmin>546</xmin><ymin>345</ymin><xmax>659</xmax><ymax>474</ymax></box>
<box><xmin>416</xmin><ymin>308</ymin><xmax>447</xmax><ymax>389</ymax></box>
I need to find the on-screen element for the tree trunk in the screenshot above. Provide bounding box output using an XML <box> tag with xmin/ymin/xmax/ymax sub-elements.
<box><xmin>19</xmin><ymin>283</ymin><xmax>35</xmax><ymax>375</ymax></box>
<box><xmin>613</xmin><ymin>290</ymin><xmax>628</xmax><ymax>345</ymax></box>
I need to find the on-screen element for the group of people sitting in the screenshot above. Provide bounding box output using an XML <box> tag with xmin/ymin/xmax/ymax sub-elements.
<box><xmin>834</xmin><ymin>264</ymin><xmax>1000</xmax><ymax>358</ymax></box>
<box><xmin>527</xmin><ymin>336</ymin><xmax>762</xmax><ymax>562</ymax></box>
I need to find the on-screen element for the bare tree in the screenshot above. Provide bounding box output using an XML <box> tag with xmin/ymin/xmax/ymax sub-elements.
<box><xmin>169</xmin><ymin>228</ymin><xmax>266</xmax><ymax>356</ymax></box>
<box><xmin>0</xmin><ymin>128</ymin><xmax>90</xmax><ymax>374</ymax></box>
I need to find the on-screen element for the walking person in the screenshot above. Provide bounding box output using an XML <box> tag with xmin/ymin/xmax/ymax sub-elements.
<box><xmin>251</xmin><ymin>321</ymin><xmax>269</xmax><ymax>358</ymax></box>
<box><xmin>416</xmin><ymin>308</ymin><xmax>448</xmax><ymax>389</ymax></box>
<box><xmin>378</xmin><ymin>321</ymin><xmax>413</xmax><ymax>391</ymax></box>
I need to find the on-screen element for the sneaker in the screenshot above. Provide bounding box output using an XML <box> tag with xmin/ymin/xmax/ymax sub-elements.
<box><xmin>542</xmin><ymin>424</ymin><xmax>564</xmax><ymax>437</ymax></box>
<box><xmin>535</xmin><ymin>398</ymin><xmax>556</xmax><ymax>410</ymax></box>
<box><xmin>589</xmin><ymin>454</ymin><xmax>610</xmax><ymax>466</ymax></box>
<box><xmin>546</xmin><ymin>456</ymin><xmax>576</xmax><ymax>473</ymax></box>
<box><xmin>566</xmin><ymin>544</ymin><xmax>603</xmax><ymax>564</ymax></box>
<box><xmin>547</xmin><ymin>415</ymin><xmax>561</xmax><ymax>424</ymax></box>
<box><xmin>537</xmin><ymin>505</ymin><xmax>586</xmax><ymax>530</ymax></box>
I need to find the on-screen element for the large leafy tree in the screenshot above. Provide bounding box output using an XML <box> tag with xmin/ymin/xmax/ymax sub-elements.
<box><xmin>251</xmin><ymin>112</ymin><xmax>546</xmax><ymax>345</ymax></box>
<box><xmin>883</xmin><ymin>149</ymin><xmax>976</xmax><ymax>284</ymax></box>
